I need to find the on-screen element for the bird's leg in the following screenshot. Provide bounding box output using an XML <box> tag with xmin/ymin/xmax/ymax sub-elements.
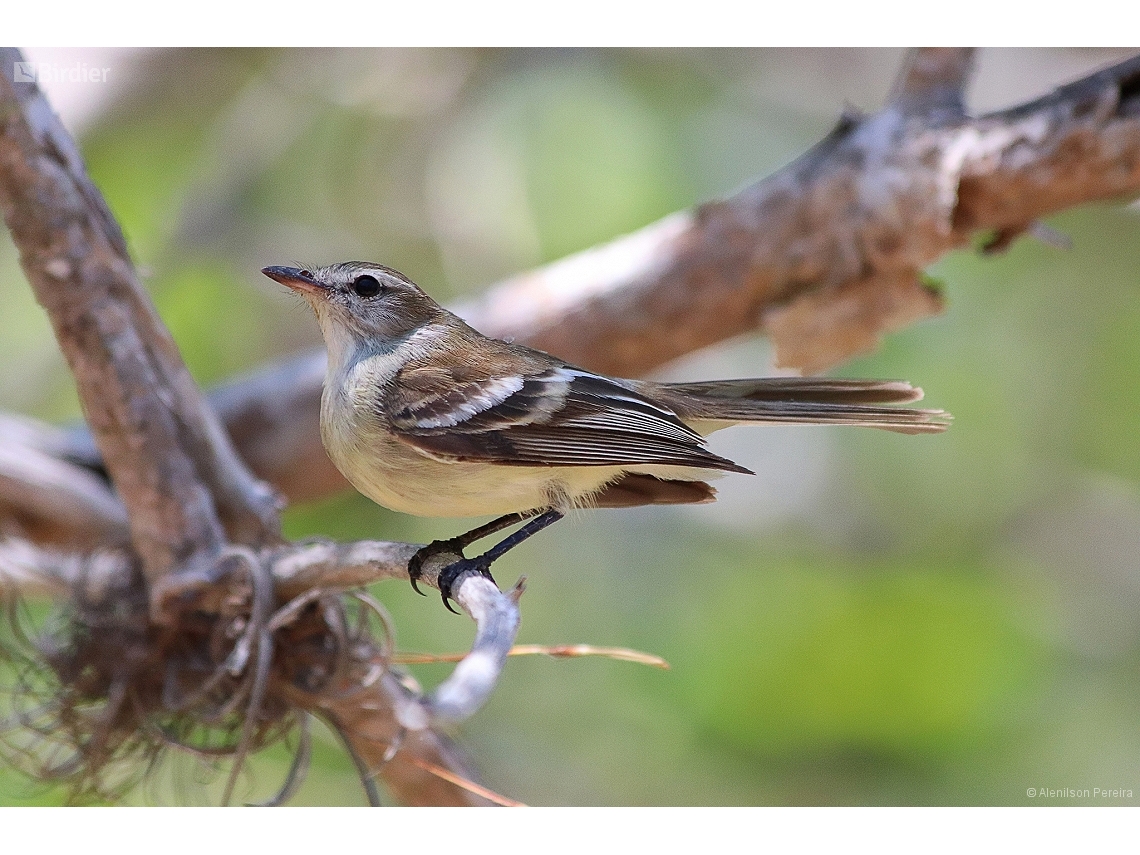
<box><xmin>412</xmin><ymin>509</ymin><xmax>565</xmax><ymax>613</ymax></box>
<box><xmin>407</xmin><ymin>510</ymin><xmax>535</xmax><ymax>597</ymax></box>
<box><xmin>436</xmin><ymin>509</ymin><xmax>565</xmax><ymax>613</ymax></box>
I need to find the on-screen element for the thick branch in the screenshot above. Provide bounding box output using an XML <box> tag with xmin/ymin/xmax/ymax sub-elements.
<box><xmin>953</xmin><ymin>59</ymin><xmax>1140</xmax><ymax>235</ymax></box>
<box><xmin>0</xmin><ymin>414</ymin><xmax>128</xmax><ymax>547</ymax></box>
<box><xmin>296</xmin><ymin>562</ymin><xmax>521</xmax><ymax>806</ymax></box>
<box><xmin>313</xmin><ymin>675</ymin><xmax>496</xmax><ymax>806</ymax></box>
<box><xmin>0</xmin><ymin>48</ymin><xmax>280</xmax><ymax>579</ymax></box>
<box><xmin>268</xmin><ymin>539</ymin><xmax>524</xmax><ymax>727</ymax></box>
<box><xmin>468</xmin><ymin>53</ymin><xmax>1140</xmax><ymax>376</ymax></box>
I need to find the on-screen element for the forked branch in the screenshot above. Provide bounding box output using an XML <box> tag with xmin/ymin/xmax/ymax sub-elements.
<box><xmin>0</xmin><ymin>46</ymin><xmax>514</xmax><ymax>805</ymax></box>
<box><xmin>0</xmin><ymin>45</ymin><xmax>279</xmax><ymax>581</ymax></box>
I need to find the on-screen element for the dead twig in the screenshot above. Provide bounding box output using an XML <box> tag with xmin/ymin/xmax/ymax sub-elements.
<box><xmin>395</xmin><ymin>643</ymin><xmax>670</xmax><ymax>670</ymax></box>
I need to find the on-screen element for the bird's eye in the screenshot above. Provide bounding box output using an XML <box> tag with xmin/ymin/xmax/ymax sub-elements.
<box><xmin>298</xmin><ymin>269</ymin><xmax>312</xmax><ymax>278</ymax></box>
<box><xmin>352</xmin><ymin>274</ymin><xmax>383</xmax><ymax>298</ymax></box>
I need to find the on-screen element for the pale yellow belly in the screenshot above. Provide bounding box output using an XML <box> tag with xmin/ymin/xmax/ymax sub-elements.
<box><xmin>344</xmin><ymin>448</ymin><xmax>626</xmax><ymax>517</ymax></box>
<box><xmin>322</xmin><ymin>413</ymin><xmax>617</xmax><ymax>517</ymax></box>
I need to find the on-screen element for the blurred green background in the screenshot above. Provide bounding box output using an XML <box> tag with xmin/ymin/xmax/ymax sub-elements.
<box><xmin>2</xmin><ymin>47</ymin><xmax>1140</xmax><ymax>806</ymax></box>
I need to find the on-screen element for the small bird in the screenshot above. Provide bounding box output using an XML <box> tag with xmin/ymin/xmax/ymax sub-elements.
<box><xmin>264</xmin><ymin>262</ymin><xmax>949</xmax><ymax>611</ymax></box>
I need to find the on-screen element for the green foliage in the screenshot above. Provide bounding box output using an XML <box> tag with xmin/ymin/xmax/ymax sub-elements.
<box><xmin>681</xmin><ymin>556</ymin><xmax>1037</xmax><ymax>757</ymax></box>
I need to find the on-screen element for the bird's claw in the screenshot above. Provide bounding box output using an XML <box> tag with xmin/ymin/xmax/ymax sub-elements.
<box><xmin>408</xmin><ymin>537</ymin><xmax>467</xmax><ymax>601</ymax></box>
<box><xmin>436</xmin><ymin>554</ymin><xmax>498</xmax><ymax>614</ymax></box>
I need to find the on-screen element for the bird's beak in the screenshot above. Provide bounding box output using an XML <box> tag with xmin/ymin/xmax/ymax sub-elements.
<box><xmin>261</xmin><ymin>266</ymin><xmax>329</xmax><ymax>297</ymax></box>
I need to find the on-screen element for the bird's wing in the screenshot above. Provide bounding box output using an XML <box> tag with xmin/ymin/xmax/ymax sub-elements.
<box><xmin>386</xmin><ymin>363</ymin><xmax>750</xmax><ymax>472</ymax></box>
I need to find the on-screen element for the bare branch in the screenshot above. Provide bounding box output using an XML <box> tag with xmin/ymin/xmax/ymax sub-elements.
<box><xmin>0</xmin><ymin>47</ymin><xmax>280</xmax><ymax>579</ymax></box>
<box><xmin>425</xmin><ymin>575</ymin><xmax>523</xmax><ymax>725</ymax></box>
<box><xmin>0</xmin><ymin>414</ymin><xmax>128</xmax><ymax>548</ymax></box>
<box><xmin>953</xmin><ymin>57</ymin><xmax>1140</xmax><ymax>236</ymax></box>
<box><xmin>314</xmin><ymin>679</ymin><xmax>496</xmax><ymax>806</ymax></box>
<box><xmin>207</xmin><ymin>353</ymin><xmax>338</xmax><ymax>504</ymax></box>
<box><xmin>467</xmin><ymin>53</ymin><xmax>1140</xmax><ymax>377</ymax></box>
<box><xmin>0</xmin><ymin>538</ymin><xmax>130</xmax><ymax>601</ymax></box>
<box><xmin>0</xmin><ymin>538</ymin><xmax>74</xmax><ymax>599</ymax></box>
<box><xmin>148</xmin><ymin>536</ymin><xmax>520</xmax><ymax>705</ymax></box>
<box><xmin>268</xmin><ymin>540</ymin><xmax>525</xmax><ymax>728</ymax></box>
<box><xmin>268</xmin><ymin>538</ymin><xmax>418</xmax><ymax>601</ymax></box>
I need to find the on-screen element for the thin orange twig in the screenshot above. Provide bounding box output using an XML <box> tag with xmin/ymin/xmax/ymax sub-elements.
<box><xmin>394</xmin><ymin>643</ymin><xmax>670</xmax><ymax>670</ymax></box>
<box><xmin>404</xmin><ymin>755</ymin><xmax>526</xmax><ymax>807</ymax></box>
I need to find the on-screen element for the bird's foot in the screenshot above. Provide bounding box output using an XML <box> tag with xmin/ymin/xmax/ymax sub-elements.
<box><xmin>408</xmin><ymin>509</ymin><xmax>560</xmax><ymax>613</ymax></box>
<box><xmin>407</xmin><ymin>537</ymin><xmax>466</xmax><ymax>597</ymax></box>
<box><xmin>435</xmin><ymin>554</ymin><xmax>498</xmax><ymax>614</ymax></box>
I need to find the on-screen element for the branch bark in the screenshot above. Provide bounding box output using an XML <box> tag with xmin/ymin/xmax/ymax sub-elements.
<box><xmin>467</xmin><ymin>51</ymin><xmax>1140</xmax><ymax>376</ymax></box>
<box><xmin>0</xmin><ymin>413</ymin><xmax>128</xmax><ymax>547</ymax></box>
<box><xmin>0</xmin><ymin>46</ymin><xmax>280</xmax><ymax>580</ymax></box>
<box><xmin>889</xmin><ymin>47</ymin><xmax>975</xmax><ymax>116</ymax></box>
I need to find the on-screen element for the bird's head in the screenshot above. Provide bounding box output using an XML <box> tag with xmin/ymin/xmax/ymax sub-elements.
<box><xmin>263</xmin><ymin>262</ymin><xmax>444</xmax><ymax>357</ymax></box>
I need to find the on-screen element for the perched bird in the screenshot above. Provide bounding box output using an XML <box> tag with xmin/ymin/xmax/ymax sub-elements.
<box><xmin>264</xmin><ymin>262</ymin><xmax>949</xmax><ymax>610</ymax></box>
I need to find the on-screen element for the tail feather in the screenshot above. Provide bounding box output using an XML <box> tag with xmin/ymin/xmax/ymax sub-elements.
<box><xmin>655</xmin><ymin>378</ymin><xmax>950</xmax><ymax>435</ymax></box>
<box><xmin>663</xmin><ymin>377</ymin><xmax>926</xmax><ymax>404</ymax></box>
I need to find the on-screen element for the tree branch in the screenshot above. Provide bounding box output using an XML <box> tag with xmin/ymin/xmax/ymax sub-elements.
<box><xmin>0</xmin><ymin>47</ymin><xmax>279</xmax><ymax>580</ymax></box>
<box><xmin>0</xmin><ymin>413</ymin><xmax>128</xmax><ymax>548</ymax></box>
<box><xmin>467</xmin><ymin>52</ymin><xmax>1140</xmax><ymax>376</ymax></box>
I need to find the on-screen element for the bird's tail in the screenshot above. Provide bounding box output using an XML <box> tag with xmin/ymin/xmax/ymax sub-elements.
<box><xmin>653</xmin><ymin>377</ymin><xmax>951</xmax><ymax>435</ymax></box>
